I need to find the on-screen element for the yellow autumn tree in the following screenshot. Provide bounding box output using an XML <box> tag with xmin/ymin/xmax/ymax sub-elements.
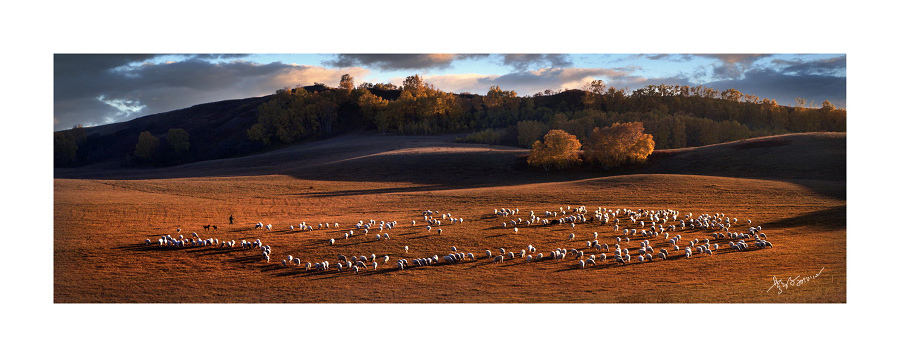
<box><xmin>584</xmin><ymin>122</ymin><xmax>655</xmax><ymax>169</ymax></box>
<box><xmin>527</xmin><ymin>129</ymin><xmax>582</xmax><ymax>171</ymax></box>
<box><xmin>134</xmin><ymin>131</ymin><xmax>160</xmax><ymax>162</ymax></box>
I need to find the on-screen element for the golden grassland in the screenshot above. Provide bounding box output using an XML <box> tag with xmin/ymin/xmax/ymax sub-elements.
<box><xmin>53</xmin><ymin>134</ymin><xmax>846</xmax><ymax>303</ymax></box>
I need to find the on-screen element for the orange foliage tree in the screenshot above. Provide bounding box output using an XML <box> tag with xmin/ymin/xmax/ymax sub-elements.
<box><xmin>584</xmin><ymin>122</ymin><xmax>655</xmax><ymax>169</ymax></box>
<box><xmin>527</xmin><ymin>129</ymin><xmax>582</xmax><ymax>171</ymax></box>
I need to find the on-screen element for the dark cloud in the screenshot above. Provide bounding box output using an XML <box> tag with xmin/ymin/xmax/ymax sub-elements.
<box><xmin>695</xmin><ymin>54</ymin><xmax>773</xmax><ymax>80</ymax></box>
<box><xmin>324</xmin><ymin>54</ymin><xmax>474</xmax><ymax>70</ymax></box>
<box><xmin>54</xmin><ymin>55</ymin><xmax>366</xmax><ymax>130</ymax></box>
<box><xmin>704</xmin><ymin>68</ymin><xmax>846</xmax><ymax>108</ymax></box>
<box><xmin>53</xmin><ymin>54</ymin><xmax>159</xmax><ymax>78</ymax></box>
<box><xmin>499</xmin><ymin>54</ymin><xmax>573</xmax><ymax>71</ymax></box>
<box><xmin>771</xmin><ymin>55</ymin><xmax>846</xmax><ymax>76</ymax></box>
<box><xmin>640</xmin><ymin>54</ymin><xmax>693</xmax><ymax>62</ymax></box>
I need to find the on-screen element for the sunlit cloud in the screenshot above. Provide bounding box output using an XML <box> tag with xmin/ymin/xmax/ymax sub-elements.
<box><xmin>422</xmin><ymin>73</ymin><xmax>499</xmax><ymax>94</ymax></box>
<box><xmin>97</xmin><ymin>95</ymin><xmax>146</xmax><ymax>123</ymax></box>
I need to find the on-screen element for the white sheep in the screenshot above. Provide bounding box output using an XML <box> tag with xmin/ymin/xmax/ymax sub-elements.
<box><xmin>404</xmin><ymin>246</ymin><xmax>409</xmax><ymax>253</ymax></box>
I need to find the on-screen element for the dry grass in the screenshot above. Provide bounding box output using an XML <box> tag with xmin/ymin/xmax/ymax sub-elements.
<box><xmin>54</xmin><ymin>134</ymin><xmax>846</xmax><ymax>303</ymax></box>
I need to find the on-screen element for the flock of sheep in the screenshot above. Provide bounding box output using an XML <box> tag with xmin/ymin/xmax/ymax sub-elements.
<box><xmin>143</xmin><ymin>205</ymin><xmax>774</xmax><ymax>275</ymax></box>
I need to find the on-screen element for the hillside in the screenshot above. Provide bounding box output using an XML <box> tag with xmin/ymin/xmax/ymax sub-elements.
<box><xmin>69</xmin><ymin>95</ymin><xmax>273</xmax><ymax>165</ymax></box>
<box><xmin>56</xmin><ymin>132</ymin><xmax>846</xmax><ymax>188</ymax></box>
<box><xmin>641</xmin><ymin>132</ymin><xmax>846</xmax><ymax>181</ymax></box>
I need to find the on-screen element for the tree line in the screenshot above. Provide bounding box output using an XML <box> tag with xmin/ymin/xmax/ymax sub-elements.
<box><xmin>248</xmin><ymin>76</ymin><xmax>845</xmax><ymax>152</ymax></box>
<box><xmin>53</xmin><ymin>74</ymin><xmax>846</xmax><ymax>168</ymax></box>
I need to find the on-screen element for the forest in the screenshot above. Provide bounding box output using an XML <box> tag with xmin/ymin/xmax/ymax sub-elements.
<box><xmin>248</xmin><ymin>74</ymin><xmax>845</xmax><ymax>150</ymax></box>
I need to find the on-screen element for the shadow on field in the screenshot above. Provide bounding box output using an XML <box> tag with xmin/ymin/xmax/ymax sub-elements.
<box><xmin>296</xmin><ymin>184</ymin><xmax>449</xmax><ymax>198</ymax></box>
<box><xmin>765</xmin><ymin>205</ymin><xmax>846</xmax><ymax>231</ymax></box>
<box><xmin>118</xmin><ymin>243</ymin><xmax>159</xmax><ymax>252</ymax></box>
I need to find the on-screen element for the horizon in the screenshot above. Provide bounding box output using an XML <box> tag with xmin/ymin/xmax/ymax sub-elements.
<box><xmin>53</xmin><ymin>53</ymin><xmax>846</xmax><ymax>131</ymax></box>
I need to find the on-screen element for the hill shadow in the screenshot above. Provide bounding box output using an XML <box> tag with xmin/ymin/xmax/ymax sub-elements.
<box><xmin>765</xmin><ymin>205</ymin><xmax>846</xmax><ymax>231</ymax></box>
<box><xmin>56</xmin><ymin>133</ymin><xmax>846</xmax><ymax>202</ymax></box>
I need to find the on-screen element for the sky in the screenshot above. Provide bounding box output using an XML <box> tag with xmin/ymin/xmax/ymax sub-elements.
<box><xmin>53</xmin><ymin>53</ymin><xmax>846</xmax><ymax>131</ymax></box>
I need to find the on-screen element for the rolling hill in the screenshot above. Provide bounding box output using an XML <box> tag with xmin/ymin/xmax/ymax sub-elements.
<box><xmin>56</xmin><ymin>131</ymin><xmax>846</xmax><ymax>186</ymax></box>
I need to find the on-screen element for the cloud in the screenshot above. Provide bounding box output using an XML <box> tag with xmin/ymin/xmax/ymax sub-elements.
<box><xmin>323</xmin><ymin>54</ymin><xmax>479</xmax><ymax>71</ymax></box>
<box><xmin>639</xmin><ymin>54</ymin><xmax>693</xmax><ymax>62</ymax></box>
<box><xmin>771</xmin><ymin>55</ymin><xmax>846</xmax><ymax>76</ymax></box>
<box><xmin>499</xmin><ymin>54</ymin><xmax>573</xmax><ymax>71</ymax></box>
<box><xmin>421</xmin><ymin>67</ymin><xmax>640</xmax><ymax>96</ymax></box>
<box><xmin>54</xmin><ymin>55</ymin><xmax>368</xmax><ymax>130</ymax></box>
<box><xmin>703</xmin><ymin>68</ymin><xmax>846</xmax><ymax>108</ymax></box>
<box><xmin>695</xmin><ymin>54</ymin><xmax>773</xmax><ymax>80</ymax></box>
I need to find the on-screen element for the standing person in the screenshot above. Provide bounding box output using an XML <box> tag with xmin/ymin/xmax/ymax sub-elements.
<box><xmin>229</xmin><ymin>214</ymin><xmax>234</xmax><ymax>225</ymax></box>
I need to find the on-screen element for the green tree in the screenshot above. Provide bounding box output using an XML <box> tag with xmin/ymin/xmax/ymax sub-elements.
<box><xmin>166</xmin><ymin>128</ymin><xmax>190</xmax><ymax>157</ymax></box>
<box><xmin>584</xmin><ymin>122</ymin><xmax>655</xmax><ymax>169</ymax></box>
<box><xmin>134</xmin><ymin>131</ymin><xmax>160</xmax><ymax>162</ymax></box>
<box><xmin>516</xmin><ymin>120</ymin><xmax>549</xmax><ymax>147</ymax></box>
<box><xmin>53</xmin><ymin>125</ymin><xmax>86</xmax><ymax>166</ymax></box>
<box><xmin>527</xmin><ymin>129</ymin><xmax>582</xmax><ymax>170</ymax></box>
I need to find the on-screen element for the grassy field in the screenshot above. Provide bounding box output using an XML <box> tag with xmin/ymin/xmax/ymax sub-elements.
<box><xmin>53</xmin><ymin>133</ymin><xmax>846</xmax><ymax>303</ymax></box>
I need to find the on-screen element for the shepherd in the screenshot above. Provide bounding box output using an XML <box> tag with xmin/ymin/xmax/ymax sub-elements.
<box><xmin>229</xmin><ymin>214</ymin><xmax>234</xmax><ymax>225</ymax></box>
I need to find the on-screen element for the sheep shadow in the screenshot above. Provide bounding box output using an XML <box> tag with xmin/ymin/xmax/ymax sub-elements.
<box><xmin>192</xmin><ymin>248</ymin><xmax>242</xmax><ymax>257</ymax></box>
<box><xmin>229</xmin><ymin>255</ymin><xmax>267</xmax><ymax>264</ymax></box>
